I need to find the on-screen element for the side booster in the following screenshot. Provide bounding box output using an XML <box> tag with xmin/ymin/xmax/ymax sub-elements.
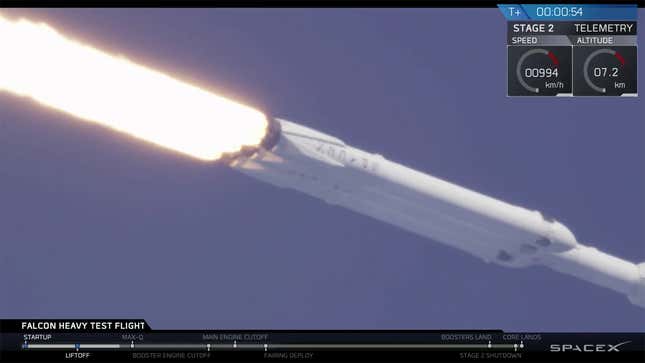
<box><xmin>229</xmin><ymin>117</ymin><xmax>645</xmax><ymax>308</ymax></box>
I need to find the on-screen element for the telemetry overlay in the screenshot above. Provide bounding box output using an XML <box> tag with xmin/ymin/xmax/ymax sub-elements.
<box><xmin>499</xmin><ymin>4</ymin><xmax>638</xmax><ymax>97</ymax></box>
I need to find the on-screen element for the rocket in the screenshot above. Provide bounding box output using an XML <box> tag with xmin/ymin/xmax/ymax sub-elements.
<box><xmin>228</xmin><ymin>117</ymin><xmax>645</xmax><ymax>308</ymax></box>
<box><xmin>0</xmin><ymin>12</ymin><xmax>642</xmax><ymax>309</ymax></box>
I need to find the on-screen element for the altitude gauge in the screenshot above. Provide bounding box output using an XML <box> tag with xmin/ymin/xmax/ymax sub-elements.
<box><xmin>573</xmin><ymin>46</ymin><xmax>637</xmax><ymax>96</ymax></box>
<box><xmin>508</xmin><ymin>46</ymin><xmax>572</xmax><ymax>96</ymax></box>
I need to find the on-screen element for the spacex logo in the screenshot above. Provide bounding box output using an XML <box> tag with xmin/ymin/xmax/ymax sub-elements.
<box><xmin>549</xmin><ymin>341</ymin><xmax>631</xmax><ymax>352</ymax></box>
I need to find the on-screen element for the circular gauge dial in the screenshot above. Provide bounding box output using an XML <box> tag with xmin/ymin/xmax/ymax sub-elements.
<box><xmin>508</xmin><ymin>46</ymin><xmax>571</xmax><ymax>96</ymax></box>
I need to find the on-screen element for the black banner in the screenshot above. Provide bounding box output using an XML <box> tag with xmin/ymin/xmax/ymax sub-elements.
<box><xmin>1</xmin><ymin>320</ymin><xmax>644</xmax><ymax>362</ymax></box>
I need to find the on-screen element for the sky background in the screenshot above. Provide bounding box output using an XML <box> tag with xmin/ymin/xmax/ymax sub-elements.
<box><xmin>0</xmin><ymin>8</ymin><xmax>643</xmax><ymax>332</ymax></box>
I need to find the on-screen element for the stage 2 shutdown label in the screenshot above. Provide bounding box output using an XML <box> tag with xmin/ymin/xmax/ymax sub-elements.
<box><xmin>498</xmin><ymin>4</ymin><xmax>638</xmax><ymax>97</ymax></box>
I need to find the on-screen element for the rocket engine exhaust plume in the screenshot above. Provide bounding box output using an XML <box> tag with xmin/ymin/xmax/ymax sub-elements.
<box><xmin>0</xmin><ymin>13</ymin><xmax>268</xmax><ymax>161</ymax></box>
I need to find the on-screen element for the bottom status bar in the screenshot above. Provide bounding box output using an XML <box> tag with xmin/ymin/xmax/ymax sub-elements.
<box><xmin>1</xmin><ymin>320</ymin><xmax>643</xmax><ymax>362</ymax></box>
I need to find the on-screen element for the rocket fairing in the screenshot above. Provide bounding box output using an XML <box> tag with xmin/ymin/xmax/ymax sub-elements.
<box><xmin>229</xmin><ymin>117</ymin><xmax>645</xmax><ymax>308</ymax></box>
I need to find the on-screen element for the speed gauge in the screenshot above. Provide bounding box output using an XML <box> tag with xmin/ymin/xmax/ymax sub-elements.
<box><xmin>508</xmin><ymin>46</ymin><xmax>572</xmax><ymax>96</ymax></box>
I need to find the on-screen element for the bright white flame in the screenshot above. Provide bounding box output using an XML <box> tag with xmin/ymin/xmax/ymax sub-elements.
<box><xmin>0</xmin><ymin>14</ymin><xmax>268</xmax><ymax>161</ymax></box>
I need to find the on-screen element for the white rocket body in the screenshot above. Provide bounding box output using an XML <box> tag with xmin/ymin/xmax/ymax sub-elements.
<box><xmin>230</xmin><ymin>118</ymin><xmax>645</xmax><ymax>308</ymax></box>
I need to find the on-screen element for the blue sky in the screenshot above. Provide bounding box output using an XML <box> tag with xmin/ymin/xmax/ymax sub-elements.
<box><xmin>1</xmin><ymin>8</ymin><xmax>643</xmax><ymax>331</ymax></box>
